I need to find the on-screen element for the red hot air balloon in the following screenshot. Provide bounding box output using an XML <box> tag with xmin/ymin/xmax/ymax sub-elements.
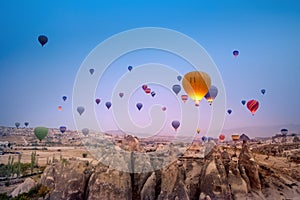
<box><xmin>145</xmin><ymin>88</ymin><xmax>151</xmax><ymax>94</ymax></box>
<box><xmin>219</xmin><ymin>134</ymin><xmax>225</xmax><ymax>142</ymax></box>
<box><xmin>181</xmin><ymin>95</ymin><xmax>188</xmax><ymax>103</ymax></box>
<box><xmin>162</xmin><ymin>106</ymin><xmax>166</xmax><ymax>111</ymax></box>
<box><xmin>58</xmin><ymin>106</ymin><xmax>62</xmax><ymax>111</ymax></box>
<box><xmin>247</xmin><ymin>99</ymin><xmax>259</xmax><ymax>115</ymax></box>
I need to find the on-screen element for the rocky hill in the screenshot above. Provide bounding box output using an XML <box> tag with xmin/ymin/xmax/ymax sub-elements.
<box><xmin>37</xmin><ymin>140</ymin><xmax>300</xmax><ymax>200</ymax></box>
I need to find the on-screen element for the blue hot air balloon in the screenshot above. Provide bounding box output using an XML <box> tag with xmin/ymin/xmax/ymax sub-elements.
<box><xmin>151</xmin><ymin>91</ymin><xmax>156</xmax><ymax>97</ymax></box>
<box><xmin>59</xmin><ymin>126</ymin><xmax>67</xmax><ymax>133</ymax></box>
<box><xmin>177</xmin><ymin>75</ymin><xmax>182</xmax><ymax>81</ymax></box>
<box><xmin>89</xmin><ymin>68</ymin><xmax>95</xmax><ymax>75</ymax></box>
<box><xmin>136</xmin><ymin>103</ymin><xmax>143</xmax><ymax>111</ymax></box>
<box><xmin>227</xmin><ymin>109</ymin><xmax>232</xmax><ymax>115</ymax></box>
<box><xmin>233</xmin><ymin>50</ymin><xmax>239</xmax><ymax>57</ymax></box>
<box><xmin>106</xmin><ymin>102</ymin><xmax>112</xmax><ymax>110</ymax></box>
<box><xmin>204</xmin><ymin>85</ymin><xmax>218</xmax><ymax>105</ymax></box>
<box><xmin>77</xmin><ymin>106</ymin><xmax>85</xmax><ymax>115</ymax></box>
<box><xmin>128</xmin><ymin>66</ymin><xmax>133</xmax><ymax>71</ymax></box>
<box><xmin>241</xmin><ymin>100</ymin><xmax>246</xmax><ymax>106</ymax></box>
<box><xmin>62</xmin><ymin>96</ymin><xmax>67</xmax><ymax>101</ymax></box>
<box><xmin>261</xmin><ymin>89</ymin><xmax>266</xmax><ymax>95</ymax></box>
<box><xmin>202</xmin><ymin>136</ymin><xmax>207</xmax><ymax>142</ymax></box>
<box><xmin>38</xmin><ymin>35</ymin><xmax>48</xmax><ymax>46</ymax></box>
<box><xmin>172</xmin><ymin>84</ymin><xmax>181</xmax><ymax>95</ymax></box>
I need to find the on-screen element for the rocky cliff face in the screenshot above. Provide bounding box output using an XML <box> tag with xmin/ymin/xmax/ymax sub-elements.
<box><xmin>39</xmin><ymin>142</ymin><xmax>300</xmax><ymax>200</ymax></box>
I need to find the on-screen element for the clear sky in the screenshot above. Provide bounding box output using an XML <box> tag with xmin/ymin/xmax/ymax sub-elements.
<box><xmin>0</xmin><ymin>0</ymin><xmax>300</xmax><ymax>137</ymax></box>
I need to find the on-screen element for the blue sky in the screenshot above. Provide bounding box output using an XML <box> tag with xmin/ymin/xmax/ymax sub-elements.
<box><xmin>0</xmin><ymin>0</ymin><xmax>300</xmax><ymax>137</ymax></box>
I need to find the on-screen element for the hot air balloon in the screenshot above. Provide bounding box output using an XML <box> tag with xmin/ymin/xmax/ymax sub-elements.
<box><xmin>82</xmin><ymin>128</ymin><xmax>89</xmax><ymax>136</ymax></box>
<box><xmin>241</xmin><ymin>100</ymin><xmax>246</xmax><ymax>106</ymax></box>
<box><xmin>136</xmin><ymin>103</ymin><xmax>143</xmax><ymax>111</ymax></box>
<box><xmin>177</xmin><ymin>75</ymin><xmax>182</xmax><ymax>81</ymax></box>
<box><xmin>62</xmin><ymin>96</ymin><xmax>67</xmax><ymax>101</ymax></box>
<box><xmin>34</xmin><ymin>127</ymin><xmax>48</xmax><ymax>142</ymax></box>
<box><xmin>171</xmin><ymin>120</ymin><xmax>180</xmax><ymax>131</ymax></box>
<box><xmin>15</xmin><ymin>122</ymin><xmax>20</xmax><ymax>128</ymax></box>
<box><xmin>261</xmin><ymin>89</ymin><xmax>266</xmax><ymax>95</ymax></box>
<box><xmin>233</xmin><ymin>50</ymin><xmax>239</xmax><ymax>58</ymax></box>
<box><xmin>145</xmin><ymin>88</ymin><xmax>151</xmax><ymax>94</ymax></box>
<box><xmin>95</xmin><ymin>98</ymin><xmax>101</xmax><ymax>104</ymax></box>
<box><xmin>142</xmin><ymin>85</ymin><xmax>148</xmax><ymax>91</ymax></box>
<box><xmin>227</xmin><ymin>109</ymin><xmax>232</xmax><ymax>115</ymax></box>
<box><xmin>219</xmin><ymin>134</ymin><xmax>225</xmax><ymax>142</ymax></box>
<box><xmin>128</xmin><ymin>66</ymin><xmax>133</xmax><ymax>71</ymax></box>
<box><xmin>24</xmin><ymin>122</ymin><xmax>29</xmax><ymax>127</ymax></box>
<box><xmin>172</xmin><ymin>84</ymin><xmax>181</xmax><ymax>95</ymax></box>
<box><xmin>162</xmin><ymin>106</ymin><xmax>166</xmax><ymax>111</ymax></box>
<box><xmin>59</xmin><ymin>126</ymin><xmax>67</xmax><ymax>134</ymax></box>
<box><xmin>119</xmin><ymin>93</ymin><xmax>124</xmax><ymax>98</ymax></box>
<box><xmin>151</xmin><ymin>91</ymin><xmax>156</xmax><ymax>97</ymax></box>
<box><xmin>182</xmin><ymin>71</ymin><xmax>211</xmax><ymax>106</ymax></box>
<box><xmin>77</xmin><ymin>106</ymin><xmax>85</xmax><ymax>115</ymax></box>
<box><xmin>202</xmin><ymin>136</ymin><xmax>207</xmax><ymax>142</ymax></box>
<box><xmin>204</xmin><ymin>85</ymin><xmax>218</xmax><ymax>105</ymax></box>
<box><xmin>231</xmin><ymin>134</ymin><xmax>240</xmax><ymax>142</ymax></box>
<box><xmin>89</xmin><ymin>68</ymin><xmax>95</xmax><ymax>75</ymax></box>
<box><xmin>197</xmin><ymin>128</ymin><xmax>201</xmax><ymax>134</ymax></box>
<box><xmin>181</xmin><ymin>95</ymin><xmax>188</xmax><ymax>103</ymax></box>
<box><xmin>281</xmin><ymin>128</ymin><xmax>288</xmax><ymax>136</ymax></box>
<box><xmin>105</xmin><ymin>102</ymin><xmax>112</xmax><ymax>110</ymax></box>
<box><xmin>58</xmin><ymin>106</ymin><xmax>62</xmax><ymax>111</ymax></box>
<box><xmin>38</xmin><ymin>35</ymin><xmax>48</xmax><ymax>46</ymax></box>
<box><xmin>246</xmin><ymin>100</ymin><xmax>259</xmax><ymax>115</ymax></box>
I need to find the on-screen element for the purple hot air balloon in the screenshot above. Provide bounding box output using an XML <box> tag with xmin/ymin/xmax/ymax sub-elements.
<box><xmin>177</xmin><ymin>75</ymin><xmax>182</xmax><ymax>81</ymax></box>
<box><xmin>95</xmin><ymin>98</ymin><xmax>101</xmax><ymax>104</ymax></box>
<box><xmin>172</xmin><ymin>120</ymin><xmax>180</xmax><ymax>131</ymax></box>
<box><xmin>106</xmin><ymin>102</ymin><xmax>112</xmax><ymax>110</ymax></box>
<box><xmin>233</xmin><ymin>50</ymin><xmax>239</xmax><ymax>57</ymax></box>
<box><xmin>172</xmin><ymin>84</ymin><xmax>181</xmax><ymax>95</ymax></box>
<box><xmin>204</xmin><ymin>85</ymin><xmax>218</xmax><ymax>105</ymax></box>
<box><xmin>62</xmin><ymin>96</ymin><xmax>67</xmax><ymax>101</ymax></box>
<box><xmin>136</xmin><ymin>103</ymin><xmax>143</xmax><ymax>111</ymax></box>
<box><xmin>119</xmin><ymin>92</ymin><xmax>124</xmax><ymax>98</ymax></box>
<box><xmin>82</xmin><ymin>128</ymin><xmax>89</xmax><ymax>136</ymax></box>
<box><xmin>89</xmin><ymin>68</ymin><xmax>95</xmax><ymax>75</ymax></box>
<box><xmin>59</xmin><ymin>126</ymin><xmax>67</xmax><ymax>133</ymax></box>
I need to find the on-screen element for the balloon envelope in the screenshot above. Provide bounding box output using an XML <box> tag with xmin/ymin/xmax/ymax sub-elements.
<box><xmin>181</xmin><ymin>95</ymin><xmax>188</xmax><ymax>103</ymax></box>
<box><xmin>89</xmin><ymin>68</ymin><xmax>95</xmax><ymax>75</ymax></box>
<box><xmin>227</xmin><ymin>109</ymin><xmax>232</xmax><ymax>115</ymax></box>
<box><xmin>219</xmin><ymin>134</ymin><xmax>225</xmax><ymax>141</ymax></box>
<box><xmin>82</xmin><ymin>128</ymin><xmax>89</xmax><ymax>136</ymax></box>
<box><xmin>281</xmin><ymin>128</ymin><xmax>288</xmax><ymax>135</ymax></box>
<box><xmin>15</xmin><ymin>122</ymin><xmax>20</xmax><ymax>128</ymax></box>
<box><xmin>62</xmin><ymin>96</ymin><xmax>67</xmax><ymax>101</ymax></box>
<box><xmin>197</xmin><ymin>128</ymin><xmax>201</xmax><ymax>134</ymax></box>
<box><xmin>162</xmin><ymin>106</ymin><xmax>166</xmax><ymax>111</ymax></box>
<box><xmin>136</xmin><ymin>103</ymin><xmax>143</xmax><ymax>111</ymax></box>
<box><xmin>38</xmin><ymin>35</ymin><xmax>48</xmax><ymax>46</ymax></box>
<box><xmin>241</xmin><ymin>100</ymin><xmax>246</xmax><ymax>105</ymax></box>
<box><xmin>34</xmin><ymin>127</ymin><xmax>48</xmax><ymax>141</ymax></box>
<box><xmin>151</xmin><ymin>91</ymin><xmax>156</xmax><ymax>97</ymax></box>
<box><xmin>261</xmin><ymin>89</ymin><xmax>266</xmax><ymax>95</ymax></box>
<box><xmin>106</xmin><ymin>102</ymin><xmax>112</xmax><ymax>110</ymax></box>
<box><xmin>182</xmin><ymin>71</ymin><xmax>211</xmax><ymax>104</ymax></box>
<box><xmin>58</xmin><ymin>106</ymin><xmax>62</xmax><ymax>111</ymax></box>
<box><xmin>171</xmin><ymin>120</ymin><xmax>180</xmax><ymax>131</ymax></box>
<box><xmin>59</xmin><ymin>126</ymin><xmax>67</xmax><ymax>133</ymax></box>
<box><xmin>204</xmin><ymin>85</ymin><xmax>218</xmax><ymax>105</ymax></box>
<box><xmin>119</xmin><ymin>93</ymin><xmax>124</xmax><ymax>98</ymax></box>
<box><xmin>77</xmin><ymin>106</ymin><xmax>85</xmax><ymax>115</ymax></box>
<box><xmin>145</xmin><ymin>88</ymin><xmax>151</xmax><ymax>94</ymax></box>
<box><xmin>247</xmin><ymin>100</ymin><xmax>259</xmax><ymax>115</ymax></box>
<box><xmin>128</xmin><ymin>66</ymin><xmax>133</xmax><ymax>71</ymax></box>
<box><xmin>172</xmin><ymin>84</ymin><xmax>181</xmax><ymax>95</ymax></box>
<box><xmin>95</xmin><ymin>98</ymin><xmax>101</xmax><ymax>104</ymax></box>
<box><xmin>24</xmin><ymin>122</ymin><xmax>29</xmax><ymax>127</ymax></box>
<box><xmin>231</xmin><ymin>134</ymin><xmax>240</xmax><ymax>142</ymax></box>
<box><xmin>202</xmin><ymin>136</ymin><xmax>207</xmax><ymax>142</ymax></box>
<box><xmin>142</xmin><ymin>85</ymin><xmax>148</xmax><ymax>91</ymax></box>
<box><xmin>233</xmin><ymin>50</ymin><xmax>239</xmax><ymax>57</ymax></box>
<box><xmin>177</xmin><ymin>75</ymin><xmax>182</xmax><ymax>81</ymax></box>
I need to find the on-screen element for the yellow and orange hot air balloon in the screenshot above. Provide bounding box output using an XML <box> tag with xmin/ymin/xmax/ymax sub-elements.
<box><xmin>196</xmin><ymin>128</ymin><xmax>201</xmax><ymax>134</ymax></box>
<box><xmin>182</xmin><ymin>71</ymin><xmax>211</xmax><ymax>106</ymax></box>
<box><xmin>58</xmin><ymin>106</ymin><xmax>62</xmax><ymax>111</ymax></box>
<box><xmin>231</xmin><ymin>134</ymin><xmax>240</xmax><ymax>142</ymax></box>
